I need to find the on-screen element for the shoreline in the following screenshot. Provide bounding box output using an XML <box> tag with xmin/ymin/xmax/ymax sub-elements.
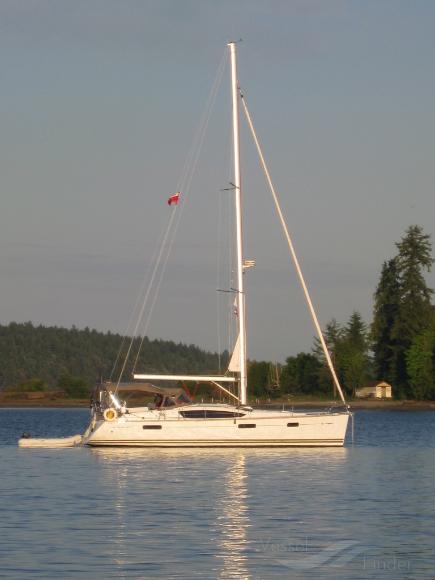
<box><xmin>1</xmin><ymin>398</ymin><xmax>435</xmax><ymax>411</ymax></box>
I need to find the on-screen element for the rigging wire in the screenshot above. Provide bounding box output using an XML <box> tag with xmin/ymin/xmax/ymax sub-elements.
<box><xmin>216</xmin><ymin>179</ymin><xmax>223</xmax><ymax>372</ymax></box>
<box><xmin>115</xmin><ymin>49</ymin><xmax>227</xmax><ymax>382</ymax></box>
<box><xmin>239</xmin><ymin>89</ymin><xmax>348</xmax><ymax>407</ymax></box>
<box><xmin>175</xmin><ymin>50</ymin><xmax>226</xmax><ymax>194</ymax></box>
<box><xmin>130</xmin><ymin>210</ymin><xmax>178</xmax><ymax>374</ymax></box>
<box><xmin>109</xmin><ymin>211</ymin><xmax>174</xmax><ymax>381</ymax></box>
<box><xmin>216</xmin><ymin>72</ymin><xmax>236</xmax><ymax>373</ymax></box>
<box><xmin>115</xmin><ymin>209</ymin><xmax>178</xmax><ymax>390</ymax></box>
<box><xmin>131</xmin><ymin>64</ymin><xmax>225</xmax><ymax>373</ymax></box>
<box><xmin>131</xmin><ymin>50</ymin><xmax>227</xmax><ymax>372</ymax></box>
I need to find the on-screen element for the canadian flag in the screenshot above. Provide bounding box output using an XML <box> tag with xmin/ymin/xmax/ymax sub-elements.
<box><xmin>167</xmin><ymin>192</ymin><xmax>181</xmax><ymax>206</ymax></box>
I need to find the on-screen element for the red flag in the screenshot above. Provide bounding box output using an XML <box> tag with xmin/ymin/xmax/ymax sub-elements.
<box><xmin>167</xmin><ymin>192</ymin><xmax>180</xmax><ymax>206</ymax></box>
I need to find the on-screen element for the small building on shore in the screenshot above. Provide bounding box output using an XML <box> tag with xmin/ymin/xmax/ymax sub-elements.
<box><xmin>355</xmin><ymin>381</ymin><xmax>392</xmax><ymax>399</ymax></box>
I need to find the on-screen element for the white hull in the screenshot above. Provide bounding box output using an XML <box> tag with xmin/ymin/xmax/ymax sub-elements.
<box><xmin>84</xmin><ymin>406</ymin><xmax>349</xmax><ymax>448</ymax></box>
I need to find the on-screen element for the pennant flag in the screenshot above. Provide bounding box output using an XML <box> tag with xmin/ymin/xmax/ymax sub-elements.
<box><xmin>167</xmin><ymin>192</ymin><xmax>181</xmax><ymax>206</ymax></box>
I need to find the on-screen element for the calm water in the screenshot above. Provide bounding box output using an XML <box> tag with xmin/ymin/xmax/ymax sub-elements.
<box><xmin>1</xmin><ymin>409</ymin><xmax>434</xmax><ymax>579</ymax></box>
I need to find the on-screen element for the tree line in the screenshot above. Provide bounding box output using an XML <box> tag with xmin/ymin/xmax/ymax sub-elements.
<box><xmin>1</xmin><ymin>225</ymin><xmax>434</xmax><ymax>400</ymax></box>
<box><xmin>0</xmin><ymin>323</ymin><xmax>226</xmax><ymax>397</ymax></box>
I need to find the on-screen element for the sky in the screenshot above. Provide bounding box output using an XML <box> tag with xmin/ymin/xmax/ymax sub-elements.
<box><xmin>1</xmin><ymin>0</ymin><xmax>435</xmax><ymax>362</ymax></box>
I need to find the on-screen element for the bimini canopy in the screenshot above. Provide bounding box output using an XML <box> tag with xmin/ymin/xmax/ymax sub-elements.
<box><xmin>104</xmin><ymin>381</ymin><xmax>184</xmax><ymax>398</ymax></box>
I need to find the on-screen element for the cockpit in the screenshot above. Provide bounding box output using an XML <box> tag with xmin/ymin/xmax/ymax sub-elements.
<box><xmin>92</xmin><ymin>381</ymin><xmax>192</xmax><ymax>412</ymax></box>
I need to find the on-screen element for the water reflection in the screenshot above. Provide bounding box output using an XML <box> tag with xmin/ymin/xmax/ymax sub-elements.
<box><xmin>214</xmin><ymin>453</ymin><xmax>249</xmax><ymax>579</ymax></box>
<box><xmin>111</xmin><ymin>460</ymin><xmax>130</xmax><ymax>574</ymax></box>
<box><xmin>90</xmin><ymin>446</ymin><xmax>349</xmax><ymax>463</ymax></box>
<box><xmin>3</xmin><ymin>410</ymin><xmax>435</xmax><ymax>578</ymax></box>
<box><xmin>89</xmin><ymin>447</ymin><xmax>349</xmax><ymax>578</ymax></box>
<box><xmin>92</xmin><ymin>448</ymin><xmax>253</xmax><ymax>576</ymax></box>
<box><xmin>92</xmin><ymin>448</ymin><xmax>253</xmax><ymax>577</ymax></box>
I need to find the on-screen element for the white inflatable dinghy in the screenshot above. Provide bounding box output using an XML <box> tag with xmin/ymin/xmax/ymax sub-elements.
<box><xmin>18</xmin><ymin>434</ymin><xmax>83</xmax><ymax>448</ymax></box>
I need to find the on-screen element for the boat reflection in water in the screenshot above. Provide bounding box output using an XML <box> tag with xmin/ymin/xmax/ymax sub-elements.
<box><xmin>214</xmin><ymin>453</ymin><xmax>249</xmax><ymax>578</ymax></box>
<box><xmin>90</xmin><ymin>447</ymin><xmax>348</xmax><ymax>577</ymax></box>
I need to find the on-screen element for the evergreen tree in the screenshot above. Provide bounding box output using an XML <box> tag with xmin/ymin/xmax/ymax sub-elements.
<box><xmin>313</xmin><ymin>313</ymin><xmax>371</xmax><ymax>397</ymax></box>
<box><xmin>345</xmin><ymin>311</ymin><xmax>368</xmax><ymax>352</ymax></box>
<box><xmin>406</xmin><ymin>330</ymin><xmax>435</xmax><ymax>400</ymax></box>
<box><xmin>312</xmin><ymin>319</ymin><xmax>343</xmax><ymax>361</ymax></box>
<box><xmin>248</xmin><ymin>361</ymin><xmax>271</xmax><ymax>398</ymax></box>
<box><xmin>392</xmin><ymin>225</ymin><xmax>434</xmax><ymax>396</ymax></box>
<box><xmin>281</xmin><ymin>353</ymin><xmax>322</xmax><ymax>395</ymax></box>
<box><xmin>371</xmin><ymin>259</ymin><xmax>400</xmax><ymax>383</ymax></box>
<box><xmin>312</xmin><ymin>319</ymin><xmax>344</xmax><ymax>396</ymax></box>
<box><xmin>339</xmin><ymin>312</ymin><xmax>371</xmax><ymax>396</ymax></box>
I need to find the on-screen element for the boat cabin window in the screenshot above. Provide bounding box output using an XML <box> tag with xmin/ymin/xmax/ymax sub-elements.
<box><xmin>148</xmin><ymin>390</ymin><xmax>191</xmax><ymax>409</ymax></box>
<box><xmin>180</xmin><ymin>410</ymin><xmax>246</xmax><ymax>419</ymax></box>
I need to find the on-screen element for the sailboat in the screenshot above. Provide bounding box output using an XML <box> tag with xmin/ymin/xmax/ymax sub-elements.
<box><xmin>83</xmin><ymin>43</ymin><xmax>350</xmax><ymax>448</ymax></box>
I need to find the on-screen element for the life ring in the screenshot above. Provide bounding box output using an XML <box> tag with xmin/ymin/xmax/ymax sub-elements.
<box><xmin>103</xmin><ymin>408</ymin><xmax>117</xmax><ymax>422</ymax></box>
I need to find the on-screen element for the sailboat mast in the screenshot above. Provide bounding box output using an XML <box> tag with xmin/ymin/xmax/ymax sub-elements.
<box><xmin>228</xmin><ymin>42</ymin><xmax>247</xmax><ymax>406</ymax></box>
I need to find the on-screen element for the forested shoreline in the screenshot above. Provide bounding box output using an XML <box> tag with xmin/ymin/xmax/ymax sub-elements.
<box><xmin>1</xmin><ymin>225</ymin><xmax>434</xmax><ymax>400</ymax></box>
<box><xmin>0</xmin><ymin>324</ymin><xmax>226</xmax><ymax>398</ymax></box>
